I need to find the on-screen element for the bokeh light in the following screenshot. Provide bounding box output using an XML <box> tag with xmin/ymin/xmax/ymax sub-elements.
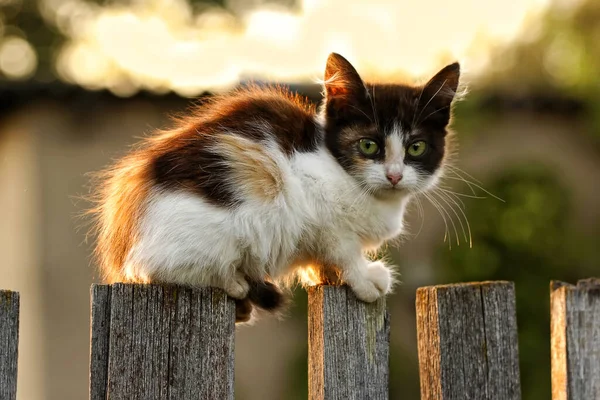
<box><xmin>0</xmin><ymin>36</ymin><xmax>37</xmax><ymax>79</ymax></box>
<box><xmin>39</xmin><ymin>0</ymin><xmax>553</xmax><ymax>95</ymax></box>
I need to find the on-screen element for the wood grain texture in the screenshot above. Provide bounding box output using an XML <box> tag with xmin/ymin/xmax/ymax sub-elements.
<box><xmin>308</xmin><ymin>285</ymin><xmax>390</xmax><ymax>400</ymax></box>
<box><xmin>416</xmin><ymin>281</ymin><xmax>521</xmax><ymax>400</ymax></box>
<box><xmin>551</xmin><ymin>278</ymin><xmax>600</xmax><ymax>400</ymax></box>
<box><xmin>90</xmin><ymin>285</ymin><xmax>111</xmax><ymax>400</ymax></box>
<box><xmin>89</xmin><ymin>284</ymin><xmax>235</xmax><ymax>400</ymax></box>
<box><xmin>0</xmin><ymin>290</ymin><xmax>19</xmax><ymax>400</ymax></box>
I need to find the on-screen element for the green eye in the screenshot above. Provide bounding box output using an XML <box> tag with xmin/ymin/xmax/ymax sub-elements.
<box><xmin>358</xmin><ymin>139</ymin><xmax>380</xmax><ymax>156</ymax></box>
<box><xmin>407</xmin><ymin>141</ymin><xmax>427</xmax><ymax>157</ymax></box>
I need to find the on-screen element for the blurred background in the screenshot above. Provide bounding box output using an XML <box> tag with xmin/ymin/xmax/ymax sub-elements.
<box><xmin>0</xmin><ymin>0</ymin><xmax>599</xmax><ymax>399</ymax></box>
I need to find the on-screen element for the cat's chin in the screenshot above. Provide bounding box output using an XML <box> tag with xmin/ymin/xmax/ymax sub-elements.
<box><xmin>373</xmin><ymin>186</ymin><xmax>410</xmax><ymax>200</ymax></box>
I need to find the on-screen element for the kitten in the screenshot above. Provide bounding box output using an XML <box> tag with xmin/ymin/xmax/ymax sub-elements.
<box><xmin>89</xmin><ymin>53</ymin><xmax>461</xmax><ymax>322</ymax></box>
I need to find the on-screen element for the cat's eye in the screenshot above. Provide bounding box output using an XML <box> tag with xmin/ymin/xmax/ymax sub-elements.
<box><xmin>407</xmin><ymin>141</ymin><xmax>427</xmax><ymax>157</ymax></box>
<box><xmin>358</xmin><ymin>139</ymin><xmax>380</xmax><ymax>156</ymax></box>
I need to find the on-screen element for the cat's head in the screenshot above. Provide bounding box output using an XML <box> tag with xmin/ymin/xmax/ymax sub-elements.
<box><xmin>321</xmin><ymin>53</ymin><xmax>461</xmax><ymax>197</ymax></box>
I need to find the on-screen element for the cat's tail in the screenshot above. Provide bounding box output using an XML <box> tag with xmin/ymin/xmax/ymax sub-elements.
<box><xmin>235</xmin><ymin>280</ymin><xmax>286</xmax><ymax>323</ymax></box>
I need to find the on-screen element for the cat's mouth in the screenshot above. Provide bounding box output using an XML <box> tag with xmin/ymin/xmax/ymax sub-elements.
<box><xmin>376</xmin><ymin>184</ymin><xmax>408</xmax><ymax>197</ymax></box>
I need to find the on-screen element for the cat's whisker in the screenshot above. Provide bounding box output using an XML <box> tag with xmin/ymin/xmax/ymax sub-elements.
<box><xmin>442</xmin><ymin>190</ymin><xmax>474</xmax><ymax>248</ymax></box>
<box><xmin>429</xmin><ymin>191</ymin><xmax>460</xmax><ymax>247</ymax></box>
<box><xmin>408</xmin><ymin>192</ymin><xmax>426</xmax><ymax>240</ymax></box>
<box><xmin>438</xmin><ymin>186</ymin><xmax>487</xmax><ymax>200</ymax></box>
<box><xmin>443</xmin><ymin>175</ymin><xmax>505</xmax><ymax>202</ymax></box>
<box><xmin>433</xmin><ymin>190</ymin><xmax>466</xmax><ymax>245</ymax></box>
<box><xmin>446</xmin><ymin>165</ymin><xmax>484</xmax><ymax>185</ymax></box>
<box><xmin>443</xmin><ymin>169</ymin><xmax>478</xmax><ymax>196</ymax></box>
<box><xmin>437</xmin><ymin>188</ymin><xmax>467</xmax><ymax>209</ymax></box>
<box><xmin>422</xmin><ymin>191</ymin><xmax>452</xmax><ymax>249</ymax></box>
<box><xmin>444</xmin><ymin>165</ymin><xmax>505</xmax><ymax>202</ymax></box>
<box><xmin>433</xmin><ymin>189</ymin><xmax>472</xmax><ymax>247</ymax></box>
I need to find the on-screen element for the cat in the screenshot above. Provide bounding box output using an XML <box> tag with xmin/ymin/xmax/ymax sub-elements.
<box><xmin>89</xmin><ymin>53</ymin><xmax>461</xmax><ymax>322</ymax></box>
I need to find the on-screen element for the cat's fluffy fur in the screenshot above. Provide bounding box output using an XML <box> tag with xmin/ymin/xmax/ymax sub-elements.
<box><xmin>89</xmin><ymin>53</ymin><xmax>461</xmax><ymax>321</ymax></box>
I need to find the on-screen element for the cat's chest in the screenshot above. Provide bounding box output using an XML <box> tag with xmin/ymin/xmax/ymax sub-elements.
<box><xmin>343</xmin><ymin>198</ymin><xmax>406</xmax><ymax>245</ymax></box>
<box><xmin>289</xmin><ymin>151</ymin><xmax>406</xmax><ymax>245</ymax></box>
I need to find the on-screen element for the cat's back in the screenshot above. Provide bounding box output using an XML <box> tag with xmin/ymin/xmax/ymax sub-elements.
<box><xmin>151</xmin><ymin>86</ymin><xmax>319</xmax><ymax>207</ymax></box>
<box><xmin>196</xmin><ymin>86</ymin><xmax>319</xmax><ymax>153</ymax></box>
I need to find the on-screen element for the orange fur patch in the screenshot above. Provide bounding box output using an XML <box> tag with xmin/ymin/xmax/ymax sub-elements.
<box><xmin>87</xmin><ymin>154</ymin><xmax>151</xmax><ymax>283</ymax></box>
<box><xmin>213</xmin><ymin>134</ymin><xmax>283</xmax><ymax>202</ymax></box>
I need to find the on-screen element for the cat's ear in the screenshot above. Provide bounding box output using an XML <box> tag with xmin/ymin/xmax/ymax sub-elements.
<box><xmin>417</xmin><ymin>62</ymin><xmax>461</xmax><ymax>126</ymax></box>
<box><xmin>323</xmin><ymin>53</ymin><xmax>370</xmax><ymax>120</ymax></box>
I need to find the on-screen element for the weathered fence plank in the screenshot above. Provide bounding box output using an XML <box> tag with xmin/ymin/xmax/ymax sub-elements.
<box><xmin>308</xmin><ymin>285</ymin><xmax>390</xmax><ymax>400</ymax></box>
<box><xmin>416</xmin><ymin>281</ymin><xmax>521</xmax><ymax>400</ymax></box>
<box><xmin>551</xmin><ymin>278</ymin><xmax>600</xmax><ymax>400</ymax></box>
<box><xmin>89</xmin><ymin>283</ymin><xmax>235</xmax><ymax>400</ymax></box>
<box><xmin>0</xmin><ymin>290</ymin><xmax>19</xmax><ymax>400</ymax></box>
<box><xmin>90</xmin><ymin>285</ymin><xmax>111</xmax><ymax>400</ymax></box>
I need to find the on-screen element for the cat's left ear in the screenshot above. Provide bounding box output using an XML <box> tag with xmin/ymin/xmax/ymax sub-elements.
<box><xmin>323</xmin><ymin>53</ymin><xmax>370</xmax><ymax>120</ymax></box>
<box><xmin>418</xmin><ymin>62</ymin><xmax>461</xmax><ymax>126</ymax></box>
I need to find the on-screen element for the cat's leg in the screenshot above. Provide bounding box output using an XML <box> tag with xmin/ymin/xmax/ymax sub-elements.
<box><xmin>325</xmin><ymin>242</ymin><xmax>393</xmax><ymax>302</ymax></box>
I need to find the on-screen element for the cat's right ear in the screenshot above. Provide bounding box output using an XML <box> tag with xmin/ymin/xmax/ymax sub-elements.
<box><xmin>323</xmin><ymin>53</ymin><xmax>369</xmax><ymax>120</ymax></box>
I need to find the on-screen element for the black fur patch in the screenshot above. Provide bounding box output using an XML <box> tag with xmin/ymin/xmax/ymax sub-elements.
<box><xmin>152</xmin><ymin>136</ymin><xmax>241</xmax><ymax>207</ymax></box>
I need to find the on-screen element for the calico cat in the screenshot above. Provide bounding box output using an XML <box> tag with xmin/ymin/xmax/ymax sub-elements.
<box><xmin>89</xmin><ymin>53</ymin><xmax>461</xmax><ymax>322</ymax></box>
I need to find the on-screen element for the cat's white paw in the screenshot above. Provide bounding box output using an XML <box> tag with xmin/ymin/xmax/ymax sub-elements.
<box><xmin>224</xmin><ymin>273</ymin><xmax>250</xmax><ymax>299</ymax></box>
<box><xmin>366</xmin><ymin>261</ymin><xmax>393</xmax><ymax>295</ymax></box>
<box><xmin>350</xmin><ymin>280</ymin><xmax>383</xmax><ymax>303</ymax></box>
<box><xmin>349</xmin><ymin>262</ymin><xmax>392</xmax><ymax>303</ymax></box>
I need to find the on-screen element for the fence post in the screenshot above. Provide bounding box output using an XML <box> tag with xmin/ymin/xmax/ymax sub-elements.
<box><xmin>0</xmin><ymin>290</ymin><xmax>19</xmax><ymax>400</ymax></box>
<box><xmin>416</xmin><ymin>281</ymin><xmax>521</xmax><ymax>400</ymax></box>
<box><xmin>89</xmin><ymin>283</ymin><xmax>235</xmax><ymax>400</ymax></box>
<box><xmin>307</xmin><ymin>285</ymin><xmax>390</xmax><ymax>400</ymax></box>
<box><xmin>551</xmin><ymin>278</ymin><xmax>600</xmax><ymax>400</ymax></box>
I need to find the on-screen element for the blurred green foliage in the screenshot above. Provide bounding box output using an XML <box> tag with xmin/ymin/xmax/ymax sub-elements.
<box><xmin>484</xmin><ymin>0</ymin><xmax>600</xmax><ymax>142</ymax></box>
<box><xmin>434</xmin><ymin>165</ymin><xmax>599</xmax><ymax>400</ymax></box>
<box><xmin>485</xmin><ymin>0</ymin><xmax>600</xmax><ymax>95</ymax></box>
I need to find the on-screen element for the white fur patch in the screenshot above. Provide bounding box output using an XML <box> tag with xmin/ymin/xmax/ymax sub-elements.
<box><xmin>384</xmin><ymin>126</ymin><xmax>405</xmax><ymax>179</ymax></box>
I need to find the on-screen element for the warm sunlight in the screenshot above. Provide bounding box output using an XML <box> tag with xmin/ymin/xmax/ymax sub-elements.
<box><xmin>48</xmin><ymin>0</ymin><xmax>553</xmax><ymax>96</ymax></box>
<box><xmin>297</xmin><ymin>265</ymin><xmax>323</xmax><ymax>287</ymax></box>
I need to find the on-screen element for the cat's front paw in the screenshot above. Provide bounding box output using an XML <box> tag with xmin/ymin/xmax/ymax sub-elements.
<box><xmin>349</xmin><ymin>261</ymin><xmax>393</xmax><ymax>303</ymax></box>
<box><xmin>350</xmin><ymin>280</ymin><xmax>383</xmax><ymax>303</ymax></box>
<box><xmin>366</xmin><ymin>261</ymin><xmax>393</xmax><ymax>295</ymax></box>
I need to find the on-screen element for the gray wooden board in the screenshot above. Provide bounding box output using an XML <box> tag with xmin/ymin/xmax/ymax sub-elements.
<box><xmin>551</xmin><ymin>278</ymin><xmax>600</xmax><ymax>400</ymax></box>
<box><xmin>308</xmin><ymin>285</ymin><xmax>390</xmax><ymax>400</ymax></box>
<box><xmin>0</xmin><ymin>290</ymin><xmax>19</xmax><ymax>400</ymax></box>
<box><xmin>89</xmin><ymin>284</ymin><xmax>235</xmax><ymax>400</ymax></box>
<box><xmin>90</xmin><ymin>285</ymin><xmax>111</xmax><ymax>400</ymax></box>
<box><xmin>416</xmin><ymin>281</ymin><xmax>521</xmax><ymax>400</ymax></box>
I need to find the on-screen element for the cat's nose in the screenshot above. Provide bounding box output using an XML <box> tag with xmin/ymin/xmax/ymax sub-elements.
<box><xmin>386</xmin><ymin>172</ymin><xmax>403</xmax><ymax>185</ymax></box>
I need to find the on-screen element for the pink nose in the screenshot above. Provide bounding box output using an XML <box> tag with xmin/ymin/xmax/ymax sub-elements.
<box><xmin>386</xmin><ymin>173</ymin><xmax>403</xmax><ymax>185</ymax></box>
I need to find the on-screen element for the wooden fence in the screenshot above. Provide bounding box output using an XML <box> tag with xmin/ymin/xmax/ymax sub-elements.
<box><xmin>0</xmin><ymin>279</ymin><xmax>598</xmax><ymax>399</ymax></box>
